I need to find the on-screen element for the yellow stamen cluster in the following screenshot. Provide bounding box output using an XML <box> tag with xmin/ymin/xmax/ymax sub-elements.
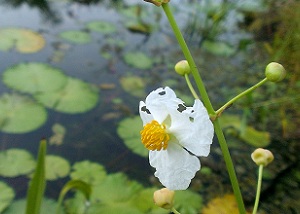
<box><xmin>141</xmin><ymin>120</ymin><xmax>170</xmax><ymax>151</ymax></box>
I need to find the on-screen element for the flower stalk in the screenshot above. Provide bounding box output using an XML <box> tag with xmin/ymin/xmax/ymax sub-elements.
<box><xmin>252</xmin><ymin>164</ymin><xmax>264</xmax><ymax>214</ymax></box>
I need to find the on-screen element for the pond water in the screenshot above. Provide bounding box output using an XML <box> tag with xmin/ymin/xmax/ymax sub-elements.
<box><xmin>0</xmin><ymin>0</ymin><xmax>299</xmax><ymax>213</ymax></box>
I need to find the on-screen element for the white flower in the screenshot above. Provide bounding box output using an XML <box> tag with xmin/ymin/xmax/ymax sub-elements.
<box><xmin>139</xmin><ymin>87</ymin><xmax>214</xmax><ymax>190</ymax></box>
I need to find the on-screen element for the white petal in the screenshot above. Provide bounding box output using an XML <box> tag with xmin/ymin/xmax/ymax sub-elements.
<box><xmin>139</xmin><ymin>101</ymin><xmax>153</xmax><ymax>125</ymax></box>
<box><xmin>149</xmin><ymin>143</ymin><xmax>200</xmax><ymax>190</ymax></box>
<box><xmin>168</xmin><ymin>99</ymin><xmax>214</xmax><ymax>157</ymax></box>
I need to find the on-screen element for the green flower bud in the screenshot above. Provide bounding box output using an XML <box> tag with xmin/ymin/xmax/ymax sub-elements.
<box><xmin>251</xmin><ymin>148</ymin><xmax>274</xmax><ymax>166</ymax></box>
<box><xmin>265</xmin><ymin>62</ymin><xmax>286</xmax><ymax>82</ymax></box>
<box><xmin>143</xmin><ymin>0</ymin><xmax>170</xmax><ymax>6</ymax></box>
<box><xmin>174</xmin><ymin>60</ymin><xmax>191</xmax><ymax>76</ymax></box>
<box><xmin>153</xmin><ymin>188</ymin><xmax>175</xmax><ymax>209</ymax></box>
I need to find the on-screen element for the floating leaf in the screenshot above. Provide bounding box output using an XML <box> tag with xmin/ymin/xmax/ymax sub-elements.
<box><xmin>123</xmin><ymin>51</ymin><xmax>153</xmax><ymax>69</ymax></box>
<box><xmin>70</xmin><ymin>160</ymin><xmax>107</xmax><ymax>186</ymax></box>
<box><xmin>45</xmin><ymin>155</ymin><xmax>70</xmax><ymax>180</ymax></box>
<box><xmin>117</xmin><ymin>116</ymin><xmax>147</xmax><ymax>157</ymax></box>
<box><xmin>120</xmin><ymin>76</ymin><xmax>146</xmax><ymax>97</ymax></box>
<box><xmin>91</xmin><ymin>173</ymin><xmax>143</xmax><ymax>203</ymax></box>
<box><xmin>202</xmin><ymin>40</ymin><xmax>235</xmax><ymax>56</ymax></box>
<box><xmin>174</xmin><ymin>190</ymin><xmax>203</xmax><ymax>214</ymax></box>
<box><xmin>202</xmin><ymin>194</ymin><xmax>242</xmax><ymax>214</ymax></box>
<box><xmin>0</xmin><ymin>148</ymin><xmax>36</xmax><ymax>177</ymax></box>
<box><xmin>88</xmin><ymin>203</ymin><xmax>142</xmax><ymax>214</ymax></box>
<box><xmin>49</xmin><ymin>123</ymin><xmax>66</xmax><ymax>146</ymax></box>
<box><xmin>4</xmin><ymin>198</ymin><xmax>62</xmax><ymax>214</ymax></box>
<box><xmin>0</xmin><ymin>28</ymin><xmax>45</xmax><ymax>53</ymax></box>
<box><xmin>0</xmin><ymin>94</ymin><xmax>47</xmax><ymax>133</ymax></box>
<box><xmin>59</xmin><ymin>30</ymin><xmax>91</xmax><ymax>44</ymax></box>
<box><xmin>0</xmin><ymin>181</ymin><xmax>15</xmax><ymax>213</ymax></box>
<box><xmin>86</xmin><ymin>21</ymin><xmax>116</xmax><ymax>34</ymax></box>
<box><xmin>3</xmin><ymin>62</ymin><xmax>67</xmax><ymax>94</ymax></box>
<box><xmin>34</xmin><ymin>77</ymin><xmax>99</xmax><ymax>114</ymax></box>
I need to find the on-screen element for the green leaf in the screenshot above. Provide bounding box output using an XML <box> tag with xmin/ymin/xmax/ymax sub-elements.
<box><xmin>45</xmin><ymin>155</ymin><xmax>70</xmax><ymax>180</ymax></box>
<box><xmin>3</xmin><ymin>63</ymin><xmax>67</xmax><ymax>94</ymax></box>
<box><xmin>240</xmin><ymin>126</ymin><xmax>270</xmax><ymax>147</ymax></box>
<box><xmin>0</xmin><ymin>94</ymin><xmax>47</xmax><ymax>134</ymax></box>
<box><xmin>202</xmin><ymin>40</ymin><xmax>235</xmax><ymax>56</ymax></box>
<box><xmin>117</xmin><ymin>116</ymin><xmax>148</xmax><ymax>157</ymax></box>
<box><xmin>34</xmin><ymin>77</ymin><xmax>99</xmax><ymax>114</ymax></box>
<box><xmin>0</xmin><ymin>148</ymin><xmax>36</xmax><ymax>177</ymax></box>
<box><xmin>59</xmin><ymin>30</ymin><xmax>91</xmax><ymax>44</ymax></box>
<box><xmin>86</xmin><ymin>21</ymin><xmax>116</xmax><ymax>34</ymax></box>
<box><xmin>0</xmin><ymin>181</ymin><xmax>15</xmax><ymax>213</ymax></box>
<box><xmin>0</xmin><ymin>28</ymin><xmax>45</xmax><ymax>53</ymax></box>
<box><xmin>123</xmin><ymin>51</ymin><xmax>153</xmax><ymax>69</ymax></box>
<box><xmin>56</xmin><ymin>180</ymin><xmax>91</xmax><ymax>214</ymax></box>
<box><xmin>25</xmin><ymin>139</ymin><xmax>47</xmax><ymax>214</ymax></box>
<box><xmin>174</xmin><ymin>190</ymin><xmax>203</xmax><ymax>214</ymax></box>
<box><xmin>70</xmin><ymin>160</ymin><xmax>107</xmax><ymax>186</ymax></box>
<box><xmin>120</xmin><ymin>76</ymin><xmax>146</xmax><ymax>97</ymax></box>
<box><xmin>88</xmin><ymin>203</ymin><xmax>142</xmax><ymax>214</ymax></box>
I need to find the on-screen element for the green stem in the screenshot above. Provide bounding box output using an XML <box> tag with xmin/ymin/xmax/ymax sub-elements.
<box><xmin>216</xmin><ymin>78</ymin><xmax>268</xmax><ymax>116</ymax></box>
<box><xmin>162</xmin><ymin>3</ymin><xmax>214</xmax><ymax>115</ymax></box>
<box><xmin>252</xmin><ymin>165</ymin><xmax>264</xmax><ymax>214</ymax></box>
<box><xmin>171</xmin><ymin>207</ymin><xmax>181</xmax><ymax>214</ymax></box>
<box><xmin>162</xmin><ymin>3</ymin><xmax>246</xmax><ymax>214</ymax></box>
<box><xmin>185</xmin><ymin>74</ymin><xmax>199</xmax><ymax>99</ymax></box>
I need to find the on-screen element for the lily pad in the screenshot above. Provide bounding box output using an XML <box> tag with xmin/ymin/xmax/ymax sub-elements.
<box><xmin>0</xmin><ymin>181</ymin><xmax>15</xmax><ymax>213</ymax></box>
<box><xmin>0</xmin><ymin>148</ymin><xmax>36</xmax><ymax>177</ymax></box>
<box><xmin>49</xmin><ymin>123</ymin><xmax>66</xmax><ymax>145</ymax></box>
<box><xmin>120</xmin><ymin>76</ymin><xmax>146</xmax><ymax>97</ymax></box>
<box><xmin>70</xmin><ymin>161</ymin><xmax>107</xmax><ymax>186</ymax></box>
<box><xmin>59</xmin><ymin>30</ymin><xmax>91</xmax><ymax>44</ymax></box>
<box><xmin>34</xmin><ymin>77</ymin><xmax>99</xmax><ymax>114</ymax></box>
<box><xmin>117</xmin><ymin>116</ymin><xmax>147</xmax><ymax>157</ymax></box>
<box><xmin>123</xmin><ymin>51</ymin><xmax>153</xmax><ymax>69</ymax></box>
<box><xmin>2</xmin><ymin>62</ymin><xmax>67</xmax><ymax>94</ymax></box>
<box><xmin>174</xmin><ymin>190</ymin><xmax>203</xmax><ymax>214</ymax></box>
<box><xmin>0</xmin><ymin>94</ymin><xmax>47</xmax><ymax>133</ymax></box>
<box><xmin>86</xmin><ymin>21</ymin><xmax>116</xmax><ymax>34</ymax></box>
<box><xmin>0</xmin><ymin>28</ymin><xmax>45</xmax><ymax>53</ymax></box>
<box><xmin>202</xmin><ymin>40</ymin><xmax>235</xmax><ymax>56</ymax></box>
<box><xmin>45</xmin><ymin>155</ymin><xmax>70</xmax><ymax>180</ymax></box>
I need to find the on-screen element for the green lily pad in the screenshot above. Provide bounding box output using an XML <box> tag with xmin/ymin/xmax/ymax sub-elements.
<box><xmin>0</xmin><ymin>94</ymin><xmax>47</xmax><ymax>133</ymax></box>
<box><xmin>45</xmin><ymin>155</ymin><xmax>70</xmax><ymax>180</ymax></box>
<box><xmin>92</xmin><ymin>173</ymin><xmax>143</xmax><ymax>203</ymax></box>
<box><xmin>59</xmin><ymin>30</ymin><xmax>91</xmax><ymax>44</ymax></box>
<box><xmin>120</xmin><ymin>76</ymin><xmax>146</xmax><ymax>97</ymax></box>
<box><xmin>34</xmin><ymin>77</ymin><xmax>99</xmax><ymax>114</ymax></box>
<box><xmin>70</xmin><ymin>161</ymin><xmax>107</xmax><ymax>186</ymax></box>
<box><xmin>2</xmin><ymin>62</ymin><xmax>67</xmax><ymax>94</ymax></box>
<box><xmin>49</xmin><ymin>123</ymin><xmax>66</xmax><ymax>145</ymax></box>
<box><xmin>0</xmin><ymin>181</ymin><xmax>15</xmax><ymax>213</ymax></box>
<box><xmin>3</xmin><ymin>198</ymin><xmax>63</xmax><ymax>214</ymax></box>
<box><xmin>86</xmin><ymin>21</ymin><xmax>116</xmax><ymax>34</ymax></box>
<box><xmin>174</xmin><ymin>190</ymin><xmax>203</xmax><ymax>214</ymax></box>
<box><xmin>202</xmin><ymin>40</ymin><xmax>235</xmax><ymax>56</ymax></box>
<box><xmin>0</xmin><ymin>148</ymin><xmax>36</xmax><ymax>177</ymax></box>
<box><xmin>117</xmin><ymin>116</ymin><xmax>147</xmax><ymax>157</ymax></box>
<box><xmin>0</xmin><ymin>28</ymin><xmax>45</xmax><ymax>53</ymax></box>
<box><xmin>123</xmin><ymin>51</ymin><xmax>153</xmax><ymax>69</ymax></box>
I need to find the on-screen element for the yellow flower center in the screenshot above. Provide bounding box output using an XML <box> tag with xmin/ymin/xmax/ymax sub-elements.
<box><xmin>140</xmin><ymin>120</ymin><xmax>170</xmax><ymax>151</ymax></box>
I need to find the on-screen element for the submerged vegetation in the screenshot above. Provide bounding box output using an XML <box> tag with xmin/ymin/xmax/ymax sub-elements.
<box><xmin>0</xmin><ymin>0</ymin><xmax>299</xmax><ymax>213</ymax></box>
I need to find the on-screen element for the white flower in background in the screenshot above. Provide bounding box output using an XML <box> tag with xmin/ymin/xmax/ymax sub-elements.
<box><xmin>139</xmin><ymin>87</ymin><xmax>214</xmax><ymax>190</ymax></box>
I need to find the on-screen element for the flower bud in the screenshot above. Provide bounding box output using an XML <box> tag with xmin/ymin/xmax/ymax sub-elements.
<box><xmin>174</xmin><ymin>60</ymin><xmax>191</xmax><ymax>76</ymax></box>
<box><xmin>153</xmin><ymin>188</ymin><xmax>175</xmax><ymax>209</ymax></box>
<box><xmin>265</xmin><ymin>62</ymin><xmax>286</xmax><ymax>82</ymax></box>
<box><xmin>143</xmin><ymin>0</ymin><xmax>170</xmax><ymax>6</ymax></box>
<box><xmin>251</xmin><ymin>148</ymin><xmax>274</xmax><ymax>166</ymax></box>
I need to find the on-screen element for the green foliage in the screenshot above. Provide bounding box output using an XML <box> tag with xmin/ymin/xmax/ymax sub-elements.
<box><xmin>117</xmin><ymin>116</ymin><xmax>148</xmax><ymax>157</ymax></box>
<box><xmin>0</xmin><ymin>94</ymin><xmax>47</xmax><ymax>133</ymax></box>
<box><xmin>45</xmin><ymin>155</ymin><xmax>70</xmax><ymax>180</ymax></box>
<box><xmin>86</xmin><ymin>21</ymin><xmax>116</xmax><ymax>34</ymax></box>
<box><xmin>0</xmin><ymin>148</ymin><xmax>36</xmax><ymax>177</ymax></box>
<box><xmin>174</xmin><ymin>190</ymin><xmax>203</xmax><ymax>214</ymax></box>
<box><xmin>0</xmin><ymin>181</ymin><xmax>15</xmax><ymax>213</ymax></box>
<box><xmin>25</xmin><ymin>139</ymin><xmax>47</xmax><ymax>214</ymax></box>
<box><xmin>59</xmin><ymin>30</ymin><xmax>91</xmax><ymax>44</ymax></box>
<box><xmin>123</xmin><ymin>51</ymin><xmax>153</xmax><ymax>69</ymax></box>
<box><xmin>120</xmin><ymin>76</ymin><xmax>146</xmax><ymax>97</ymax></box>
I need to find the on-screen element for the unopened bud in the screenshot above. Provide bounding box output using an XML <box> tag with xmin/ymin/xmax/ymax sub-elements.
<box><xmin>251</xmin><ymin>148</ymin><xmax>274</xmax><ymax>166</ymax></box>
<box><xmin>143</xmin><ymin>0</ymin><xmax>170</xmax><ymax>6</ymax></box>
<box><xmin>153</xmin><ymin>188</ymin><xmax>175</xmax><ymax>209</ymax></box>
<box><xmin>265</xmin><ymin>62</ymin><xmax>286</xmax><ymax>82</ymax></box>
<box><xmin>175</xmin><ymin>60</ymin><xmax>191</xmax><ymax>76</ymax></box>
